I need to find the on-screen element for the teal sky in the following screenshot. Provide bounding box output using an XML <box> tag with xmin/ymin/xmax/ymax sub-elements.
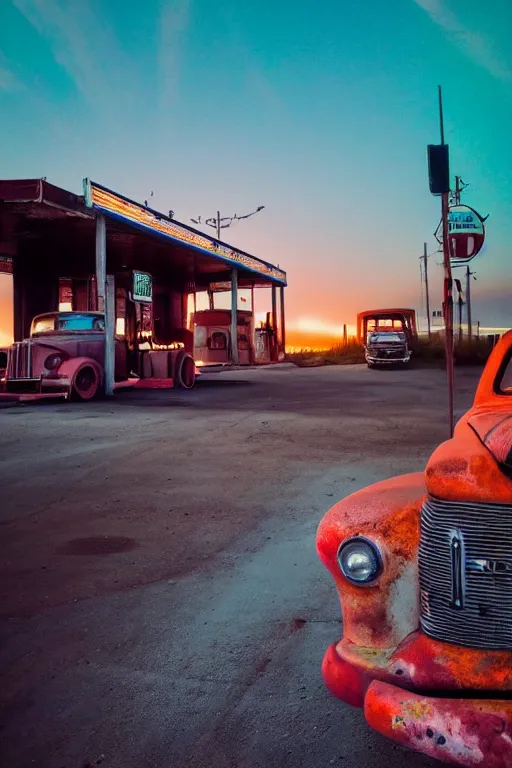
<box><xmin>1</xmin><ymin>0</ymin><xmax>511</xmax><ymax>336</ymax></box>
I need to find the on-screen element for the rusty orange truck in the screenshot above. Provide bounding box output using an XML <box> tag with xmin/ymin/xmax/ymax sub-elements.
<box><xmin>317</xmin><ymin>330</ymin><xmax>512</xmax><ymax>766</ymax></box>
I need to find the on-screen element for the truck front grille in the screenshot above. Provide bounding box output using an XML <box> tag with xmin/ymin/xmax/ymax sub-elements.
<box><xmin>419</xmin><ymin>496</ymin><xmax>512</xmax><ymax>650</ymax></box>
<box><xmin>368</xmin><ymin>347</ymin><xmax>405</xmax><ymax>359</ymax></box>
<box><xmin>7</xmin><ymin>342</ymin><xmax>33</xmax><ymax>379</ymax></box>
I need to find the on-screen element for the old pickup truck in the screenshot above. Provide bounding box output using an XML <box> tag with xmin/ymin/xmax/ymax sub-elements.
<box><xmin>317</xmin><ymin>330</ymin><xmax>512</xmax><ymax>766</ymax></box>
<box><xmin>365</xmin><ymin>330</ymin><xmax>411</xmax><ymax>368</ymax></box>
<box><xmin>1</xmin><ymin>310</ymin><xmax>196</xmax><ymax>400</ymax></box>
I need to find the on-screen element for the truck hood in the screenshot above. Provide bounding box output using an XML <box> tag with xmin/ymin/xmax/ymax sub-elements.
<box><xmin>468</xmin><ymin>411</ymin><xmax>512</xmax><ymax>471</ymax></box>
<box><xmin>425</xmin><ymin>407</ymin><xmax>512</xmax><ymax>505</ymax></box>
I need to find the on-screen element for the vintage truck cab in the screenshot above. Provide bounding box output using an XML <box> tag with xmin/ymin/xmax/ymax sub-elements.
<box><xmin>317</xmin><ymin>330</ymin><xmax>512</xmax><ymax>767</ymax></box>
<box><xmin>2</xmin><ymin>310</ymin><xmax>196</xmax><ymax>400</ymax></box>
<box><xmin>365</xmin><ymin>330</ymin><xmax>411</xmax><ymax>368</ymax></box>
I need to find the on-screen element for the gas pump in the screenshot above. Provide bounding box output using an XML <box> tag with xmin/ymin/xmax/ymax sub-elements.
<box><xmin>254</xmin><ymin>312</ymin><xmax>278</xmax><ymax>364</ymax></box>
<box><xmin>123</xmin><ymin>271</ymin><xmax>153</xmax><ymax>376</ymax></box>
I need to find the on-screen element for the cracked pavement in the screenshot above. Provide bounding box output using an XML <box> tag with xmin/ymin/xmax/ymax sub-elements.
<box><xmin>0</xmin><ymin>363</ymin><xmax>480</xmax><ymax>767</ymax></box>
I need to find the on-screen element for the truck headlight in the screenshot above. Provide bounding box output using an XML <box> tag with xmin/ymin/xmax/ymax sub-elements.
<box><xmin>337</xmin><ymin>537</ymin><xmax>382</xmax><ymax>584</ymax></box>
<box><xmin>44</xmin><ymin>353</ymin><xmax>66</xmax><ymax>371</ymax></box>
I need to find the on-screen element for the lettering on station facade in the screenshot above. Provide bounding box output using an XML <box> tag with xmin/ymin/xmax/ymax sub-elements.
<box><xmin>84</xmin><ymin>180</ymin><xmax>286</xmax><ymax>285</ymax></box>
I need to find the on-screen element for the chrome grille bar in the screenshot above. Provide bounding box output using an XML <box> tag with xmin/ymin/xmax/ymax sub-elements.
<box><xmin>7</xmin><ymin>342</ymin><xmax>33</xmax><ymax>379</ymax></box>
<box><xmin>419</xmin><ymin>496</ymin><xmax>512</xmax><ymax>650</ymax></box>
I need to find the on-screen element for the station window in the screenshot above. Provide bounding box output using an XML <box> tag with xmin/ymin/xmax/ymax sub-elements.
<box><xmin>210</xmin><ymin>331</ymin><xmax>227</xmax><ymax>350</ymax></box>
<box><xmin>195</xmin><ymin>326</ymin><xmax>207</xmax><ymax>347</ymax></box>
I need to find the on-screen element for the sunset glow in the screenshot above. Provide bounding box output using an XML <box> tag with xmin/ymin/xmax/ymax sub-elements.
<box><xmin>0</xmin><ymin>1</ymin><xmax>511</xmax><ymax>348</ymax></box>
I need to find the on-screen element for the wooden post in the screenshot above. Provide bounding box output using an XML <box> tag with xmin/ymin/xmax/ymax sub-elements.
<box><xmin>231</xmin><ymin>268</ymin><xmax>239</xmax><ymax>365</ymax></box>
<box><xmin>271</xmin><ymin>284</ymin><xmax>277</xmax><ymax>332</ymax></box>
<box><xmin>438</xmin><ymin>85</ymin><xmax>454</xmax><ymax>438</ymax></box>
<box><xmin>466</xmin><ymin>265</ymin><xmax>472</xmax><ymax>343</ymax></box>
<box><xmin>423</xmin><ymin>242</ymin><xmax>431</xmax><ymax>339</ymax></box>
<box><xmin>95</xmin><ymin>214</ymin><xmax>106</xmax><ymax>312</ymax></box>
<box><xmin>104</xmin><ymin>274</ymin><xmax>115</xmax><ymax>395</ymax></box>
<box><xmin>95</xmin><ymin>214</ymin><xmax>114</xmax><ymax>395</ymax></box>
<box><xmin>271</xmin><ymin>285</ymin><xmax>278</xmax><ymax>361</ymax></box>
<box><xmin>279</xmin><ymin>285</ymin><xmax>286</xmax><ymax>353</ymax></box>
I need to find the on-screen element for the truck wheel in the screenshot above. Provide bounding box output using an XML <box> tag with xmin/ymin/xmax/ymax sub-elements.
<box><xmin>72</xmin><ymin>365</ymin><xmax>99</xmax><ymax>400</ymax></box>
<box><xmin>175</xmin><ymin>352</ymin><xmax>196</xmax><ymax>389</ymax></box>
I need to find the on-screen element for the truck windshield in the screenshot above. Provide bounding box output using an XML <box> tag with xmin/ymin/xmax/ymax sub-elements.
<box><xmin>499</xmin><ymin>353</ymin><xmax>512</xmax><ymax>394</ymax></box>
<box><xmin>32</xmin><ymin>314</ymin><xmax>105</xmax><ymax>334</ymax></box>
<box><xmin>368</xmin><ymin>333</ymin><xmax>404</xmax><ymax>344</ymax></box>
<box><xmin>57</xmin><ymin>315</ymin><xmax>104</xmax><ymax>331</ymax></box>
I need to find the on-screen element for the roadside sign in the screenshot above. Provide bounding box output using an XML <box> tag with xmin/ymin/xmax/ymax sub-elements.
<box><xmin>133</xmin><ymin>271</ymin><xmax>153</xmax><ymax>303</ymax></box>
<box><xmin>0</xmin><ymin>256</ymin><xmax>13</xmax><ymax>274</ymax></box>
<box><xmin>448</xmin><ymin>204</ymin><xmax>486</xmax><ymax>262</ymax></box>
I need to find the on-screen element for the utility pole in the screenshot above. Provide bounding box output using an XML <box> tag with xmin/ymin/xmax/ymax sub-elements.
<box><xmin>466</xmin><ymin>265</ymin><xmax>474</xmax><ymax>342</ymax></box>
<box><xmin>438</xmin><ymin>86</ymin><xmax>454</xmax><ymax>437</ymax></box>
<box><xmin>421</xmin><ymin>242</ymin><xmax>431</xmax><ymax>338</ymax></box>
<box><xmin>454</xmin><ymin>278</ymin><xmax>464</xmax><ymax>343</ymax></box>
<box><xmin>191</xmin><ymin>206</ymin><xmax>265</xmax><ymax>241</ymax></box>
<box><xmin>454</xmin><ymin>175</ymin><xmax>461</xmax><ymax>205</ymax></box>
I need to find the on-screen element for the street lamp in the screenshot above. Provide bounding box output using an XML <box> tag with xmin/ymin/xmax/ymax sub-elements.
<box><xmin>191</xmin><ymin>206</ymin><xmax>265</xmax><ymax>241</ymax></box>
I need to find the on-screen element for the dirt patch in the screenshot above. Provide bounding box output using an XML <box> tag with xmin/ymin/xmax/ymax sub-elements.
<box><xmin>58</xmin><ymin>536</ymin><xmax>139</xmax><ymax>555</ymax></box>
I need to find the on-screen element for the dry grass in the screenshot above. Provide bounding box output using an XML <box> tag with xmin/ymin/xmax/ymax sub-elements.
<box><xmin>287</xmin><ymin>335</ymin><xmax>493</xmax><ymax>368</ymax></box>
<box><xmin>287</xmin><ymin>341</ymin><xmax>365</xmax><ymax>367</ymax></box>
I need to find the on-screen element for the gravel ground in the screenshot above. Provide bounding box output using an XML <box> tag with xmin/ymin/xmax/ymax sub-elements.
<box><xmin>0</xmin><ymin>363</ymin><xmax>481</xmax><ymax>768</ymax></box>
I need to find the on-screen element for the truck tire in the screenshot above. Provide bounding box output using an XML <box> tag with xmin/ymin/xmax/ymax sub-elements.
<box><xmin>175</xmin><ymin>352</ymin><xmax>196</xmax><ymax>389</ymax></box>
<box><xmin>72</xmin><ymin>365</ymin><xmax>100</xmax><ymax>400</ymax></box>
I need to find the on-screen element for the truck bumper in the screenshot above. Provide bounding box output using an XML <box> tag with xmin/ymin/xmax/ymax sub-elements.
<box><xmin>365</xmin><ymin>354</ymin><xmax>411</xmax><ymax>365</ymax></box>
<box><xmin>366</xmin><ymin>681</ymin><xmax>512</xmax><ymax>767</ymax></box>
<box><xmin>1</xmin><ymin>376</ymin><xmax>70</xmax><ymax>401</ymax></box>
<box><xmin>323</xmin><ymin>639</ymin><xmax>512</xmax><ymax>766</ymax></box>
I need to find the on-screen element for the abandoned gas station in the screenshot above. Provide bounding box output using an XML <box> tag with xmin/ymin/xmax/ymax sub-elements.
<box><xmin>0</xmin><ymin>178</ymin><xmax>287</xmax><ymax>398</ymax></box>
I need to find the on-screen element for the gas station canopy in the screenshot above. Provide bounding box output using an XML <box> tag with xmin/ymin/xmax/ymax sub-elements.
<box><xmin>0</xmin><ymin>177</ymin><xmax>287</xmax><ymax>289</ymax></box>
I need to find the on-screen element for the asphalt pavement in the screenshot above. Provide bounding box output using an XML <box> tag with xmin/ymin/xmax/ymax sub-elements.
<box><xmin>0</xmin><ymin>363</ymin><xmax>481</xmax><ymax>768</ymax></box>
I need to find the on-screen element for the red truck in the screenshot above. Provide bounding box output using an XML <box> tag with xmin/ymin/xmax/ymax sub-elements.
<box><xmin>1</xmin><ymin>310</ymin><xmax>196</xmax><ymax>401</ymax></box>
<box><xmin>317</xmin><ymin>330</ymin><xmax>512</xmax><ymax>766</ymax></box>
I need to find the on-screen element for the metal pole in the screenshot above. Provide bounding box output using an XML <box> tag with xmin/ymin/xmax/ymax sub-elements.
<box><xmin>466</xmin><ymin>265</ymin><xmax>472</xmax><ymax>343</ymax></box>
<box><xmin>455</xmin><ymin>175</ymin><xmax>461</xmax><ymax>205</ymax></box>
<box><xmin>442</xmin><ymin>189</ymin><xmax>454</xmax><ymax>437</ymax></box>
<box><xmin>458</xmin><ymin>294</ymin><xmax>463</xmax><ymax>344</ymax></box>
<box><xmin>271</xmin><ymin>284</ymin><xmax>277</xmax><ymax>332</ymax></box>
<box><xmin>438</xmin><ymin>85</ymin><xmax>445</xmax><ymax>144</ymax></box>
<box><xmin>95</xmin><ymin>214</ymin><xmax>106</xmax><ymax>313</ymax></box>
<box><xmin>271</xmin><ymin>285</ymin><xmax>278</xmax><ymax>362</ymax></box>
<box><xmin>279</xmin><ymin>285</ymin><xmax>286</xmax><ymax>353</ymax></box>
<box><xmin>217</xmin><ymin>211</ymin><xmax>221</xmax><ymax>241</ymax></box>
<box><xmin>438</xmin><ymin>85</ymin><xmax>454</xmax><ymax>437</ymax></box>
<box><xmin>104</xmin><ymin>274</ymin><xmax>115</xmax><ymax>395</ymax></box>
<box><xmin>231</xmin><ymin>267</ymin><xmax>239</xmax><ymax>365</ymax></box>
<box><xmin>424</xmin><ymin>242</ymin><xmax>431</xmax><ymax>339</ymax></box>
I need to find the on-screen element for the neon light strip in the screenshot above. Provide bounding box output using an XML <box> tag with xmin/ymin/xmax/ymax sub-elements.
<box><xmin>85</xmin><ymin>181</ymin><xmax>286</xmax><ymax>284</ymax></box>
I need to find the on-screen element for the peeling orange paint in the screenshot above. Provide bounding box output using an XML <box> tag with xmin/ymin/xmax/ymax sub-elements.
<box><xmin>317</xmin><ymin>330</ymin><xmax>512</xmax><ymax>766</ymax></box>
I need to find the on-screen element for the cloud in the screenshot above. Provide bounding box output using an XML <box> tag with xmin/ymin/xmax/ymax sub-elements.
<box><xmin>0</xmin><ymin>66</ymin><xmax>20</xmax><ymax>91</ymax></box>
<box><xmin>159</xmin><ymin>0</ymin><xmax>189</xmax><ymax>110</ymax></box>
<box><xmin>12</xmin><ymin>0</ymin><xmax>141</xmax><ymax>109</ymax></box>
<box><xmin>413</xmin><ymin>0</ymin><xmax>512</xmax><ymax>82</ymax></box>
